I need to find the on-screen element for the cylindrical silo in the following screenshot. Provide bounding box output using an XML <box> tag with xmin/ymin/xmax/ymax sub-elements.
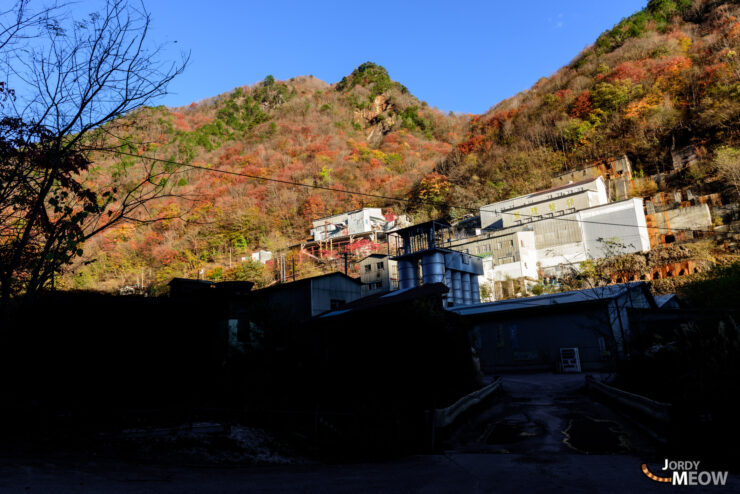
<box><xmin>421</xmin><ymin>251</ymin><xmax>445</xmax><ymax>285</ymax></box>
<box><xmin>470</xmin><ymin>275</ymin><xmax>481</xmax><ymax>304</ymax></box>
<box><xmin>462</xmin><ymin>273</ymin><xmax>472</xmax><ymax>305</ymax></box>
<box><xmin>451</xmin><ymin>270</ymin><xmax>463</xmax><ymax>306</ymax></box>
<box><xmin>398</xmin><ymin>259</ymin><xmax>418</xmax><ymax>289</ymax></box>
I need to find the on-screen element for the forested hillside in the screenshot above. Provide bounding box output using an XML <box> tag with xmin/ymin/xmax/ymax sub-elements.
<box><xmin>67</xmin><ymin>0</ymin><xmax>740</xmax><ymax>293</ymax></box>
<box><xmin>66</xmin><ymin>64</ymin><xmax>466</xmax><ymax>291</ymax></box>
<box><xmin>433</xmin><ymin>0</ymin><xmax>739</xmax><ymax>213</ymax></box>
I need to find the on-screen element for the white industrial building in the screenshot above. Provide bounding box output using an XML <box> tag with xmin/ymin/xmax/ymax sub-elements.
<box><xmin>310</xmin><ymin>208</ymin><xmax>387</xmax><ymax>242</ymax></box>
<box><xmin>447</xmin><ymin>176</ymin><xmax>651</xmax><ymax>300</ymax></box>
<box><xmin>518</xmin><ymin>198</ymin><xmax>651</xmax><ymax>275</ymax></box>
<box><xmin>480</xmin><ymin>177</ymin><xmax>608</xmax><ymax>230</ymax></box>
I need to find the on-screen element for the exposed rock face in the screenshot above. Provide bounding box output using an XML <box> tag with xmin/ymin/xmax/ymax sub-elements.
<box><xmin>354</xmin><ymin>95</ymin><xmax>397</xmax><ymax>145</ymax></box>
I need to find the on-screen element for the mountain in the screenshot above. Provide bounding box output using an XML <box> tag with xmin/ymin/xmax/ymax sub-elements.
<box><xmin>433</xmin><ymin>0</ymin><xmax>740</xmax><ymax>212</ymax></box>
<box><xmin>66</xmin><ymin>63</ymin><xmax>466</xmax><ymax>291</ymax></box>
<box><xmin>68</xmin><ymin>1</ymin><xmax>740</xmax><ymax>293</ymax></box>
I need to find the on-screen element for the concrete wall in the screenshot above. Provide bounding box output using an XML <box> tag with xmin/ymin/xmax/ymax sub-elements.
<box><xmin>645</xmin><ymin>203</ymin><xmax>712</xmax><ymax>248</ymax></box>
<box><xmin>581</xmin><ymin>198</ymin><xmax>651</xmax><ymax>258</ymax></box>
<box><xmin>310</xmin><ymin>276</ymin><xmax>363</xmax><ymax>316</ymax></box>
<box><xmin>359</xmin><ymin>256</ymin><xmax>397</xmax><ymax>295</ymax></box>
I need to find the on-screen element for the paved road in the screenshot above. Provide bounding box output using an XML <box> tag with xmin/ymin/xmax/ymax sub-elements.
<box><xmin>1</xmin><ymin>374</ymin><xmax>737</xmax><ymax>493</ymax></box>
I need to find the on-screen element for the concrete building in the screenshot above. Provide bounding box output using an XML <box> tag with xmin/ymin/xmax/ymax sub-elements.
<box><xmin>551</xmin><ymin>155</ymin><xmax>633</xmax><ymax>201</ymax></box>
<box><xmin>249</xmin><ymin>272</ymin><xmax>362</xmax><ymax>322</ymax></box>
<box><xmin>480</xmin><ymin>176</ymin><xmax>608</xmax><ymax>230</ymax></box>
<box><xmin>310</xmin><ymin>208</ymin><xmax>387</xmax><ymax>242</ymax></box>
<box><xmin>358</xmin><ymin>253</ymin><xmax>398</xmax><ymax>296</ymax></box>
<box><xmin>645</xmin><ymin>203</ymin><xmax>713</xmax><ymax>248</ymax></box>
<box><xmin>391</xmin><ymin>221</ymin><xmax>483</xmax><ymax>307</ymax></box>
<box><xmin>523</xmin><ymin>198</ymin><xmax>651</xmax><ymax>275</ymax></box>
<box><xmin>250</xmin><ymin>250</ymin><xmax>273</xmax><ymax>264</ymax></box>
<box><xmin>447</xmin><ymin>230</ymin><xmax>537</xmax><ymax>301</ymax></box>
<box><xmin>447</xmin><ymin>198</ymin><xmax>651</xmax><ymax>299</ymax></box>
<box><xmin>448</xmin><ymin>282</ymin><xmax>656</xmax><ymax>373</ymax></box>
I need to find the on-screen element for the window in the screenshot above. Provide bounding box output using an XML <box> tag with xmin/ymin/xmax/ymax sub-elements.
<box><xmin>377</xmin><ymin>261</ymin><xmax>384</xmax><ymax>270</ymax></box>
<box><xmin>330</xmin><ymin>299</ymin><xmax>345</xmax><ymax>309</ymax></box>
<box><xmin>364</xmin><ymin>265</ymin><xmax>372</xmax><ymax>272</ymax></box>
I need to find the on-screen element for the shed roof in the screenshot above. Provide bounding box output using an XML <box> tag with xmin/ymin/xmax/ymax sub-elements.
<box><xmin>318</xmin><ymin>283</ymin><xmax>449</xmax><ymax>318</ymax></box>
<box><xmin>358</xmin><ymin>253</ymin><xmax>391</xmax><ymax>262</ymax></box>
<box><xmin>654</xmin><ymin>293</ymin><xmax>682</xmax><ymax>308</ymax></box>
<box><xmin>448</xmin><ymin>282</ymin><xmax>655</xmax><ymax>317</ymax></box>
<box><xmin>251</xmin><ymin>271</ymin><xmax>361</xmax><ymax>296</ymax></box>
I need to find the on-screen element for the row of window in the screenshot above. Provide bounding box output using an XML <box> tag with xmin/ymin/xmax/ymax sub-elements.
<box><xmin>364</xmin><ymin>261</ymin><xmax>385</xmax><ymax>272</ymax></box>
<box><xmin>512</xmin><ymin>208</ymin><xmax>575</xmax><ymax>226</ymax></box>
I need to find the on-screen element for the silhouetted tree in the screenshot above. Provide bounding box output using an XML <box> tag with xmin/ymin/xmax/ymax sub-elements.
<box><xmin>0</xmin><ymin>0</ymin><xmax>188</xmax><ymax>312</ymax></box>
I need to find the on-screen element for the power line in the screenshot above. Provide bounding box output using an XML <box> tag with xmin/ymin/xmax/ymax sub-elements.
<box><xmin>98</xmin><ymin>148</ymin><xmax>737</xmax><ymax>236</ymax></box>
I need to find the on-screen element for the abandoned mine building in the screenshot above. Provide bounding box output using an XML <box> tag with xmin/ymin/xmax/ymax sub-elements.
<box><xmin>448</xmin><ymin>282</ymin><xmax>657</xmax><ymax>373</ymax></box>
<box><xmin>358</xmin><ymin>253</ymin><xmax>398</xmax><ymax>296</ymax></box>
<box><xmin>390</xmin><ymin>220</ymin><xmax>484</xmax><ymax>307</ymax></box>
<box><xmin>248</xmin><ymin>272</ymin><xmax>363</xmax><ymax>322</ymax></box>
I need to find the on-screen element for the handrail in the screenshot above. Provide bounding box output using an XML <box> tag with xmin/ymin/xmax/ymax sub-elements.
<box><xmin>432</xmin><ymin>377</ymin><xmax>503</xmax><ymax>429</ymax></box>
<box><xmin>585</xmin><ymin>375</ymin><xmax>671</xmax><ymax>424</ymax></box>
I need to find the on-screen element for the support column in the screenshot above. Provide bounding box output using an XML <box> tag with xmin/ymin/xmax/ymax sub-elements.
<box><xmin>470</xmin><ymin>275</ymin><xmax>481</xmax><ymax>304</ymax></box>
<box><xmin>462</xmin><ymin>273</ymin><xmax>472</xmax><ymax>305</ymax></box>
<box><xmin>451</xmin><ymin>271</ymin><xmax>463</xmax><ymax>306</ymax></box>
<box><xmin>421</xmin><ymin>252</ymin><xmax>445</xmax><ymax>285</ymax></box>
<box><xmin>398</xmin><ymin>260</ymin><xmax>418</xmax><ymax>289</ymax></box>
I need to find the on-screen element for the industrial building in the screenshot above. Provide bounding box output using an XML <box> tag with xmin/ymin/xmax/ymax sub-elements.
<box><xmin>551</xmin><ymin>155</ymin><xmax>634</xmax><ymax>201</ymax></box>
<box><xmin>447</xmin><ymin>170</ymin><xmax>651</xmax><ymax>299</ymax></box>
<box><xmin>310</xmin><ymin>208</ymin><xmax>388</xmax><ymax>242</ymax></box>
<box><xmin>516</xmin><ymin>198</ymin><xmax>651</xmax><ymax>275</ymax></box>
<box><xmin>448</xmin><ymin>282</ymin><xmax>656</xmax><ymax>373</ymax></box>
<box><xmin>390</xmin><ymin>221</ymin><xmax>483</xmax><ymax>307</ymax></box>
<box><xmin>480</xmin><ymin>176</ymin><xmax>608</xmax><ymax>230</ymax></box>
<box><xmin>358</xmin><ymin>253</ymin><xmax>398</xmax><ymax>295</ymax></box>
<box><xmin>249</xmin><ymin>272</ymin><xmax>362</xmax><ymax>322</ymax></box>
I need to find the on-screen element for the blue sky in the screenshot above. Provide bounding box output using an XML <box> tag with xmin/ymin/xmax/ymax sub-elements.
<box><xmin>138</xmin><ymin>1</ymin><xmax>647</xmax><ymax>114</ymax></box>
